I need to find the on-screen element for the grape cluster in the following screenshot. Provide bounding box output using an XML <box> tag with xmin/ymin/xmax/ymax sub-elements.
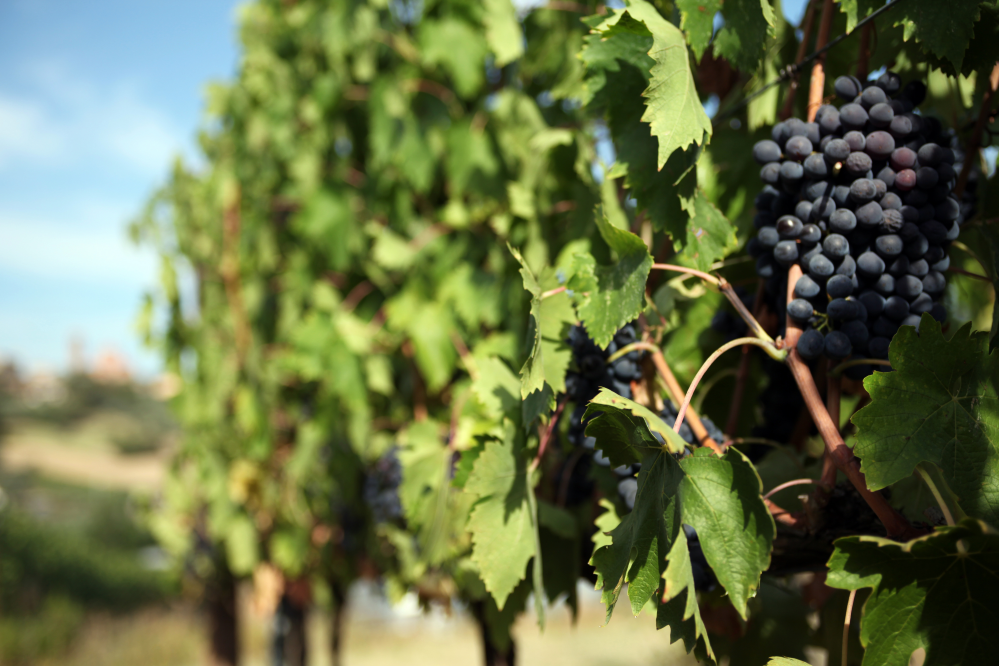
<box><xmin>749</xmin><ymin>72</ymin><xmax>968</xmax><ymax>377</ymax></box>
<box><xmin>363</xmin><ymin>450</ymin><xmax>403</xmax><ymax>523</ymax></box>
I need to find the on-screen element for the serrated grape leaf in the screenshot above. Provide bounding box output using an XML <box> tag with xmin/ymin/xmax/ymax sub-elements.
<box><xmin>657</xmin><ymin>528</ymin><xmax>716</xmax><ymax>662</ymax></box>
<box><xmin>678</xmin><ymin>188</ymin><xmax>738</xmax><ymax>271</ymax></box>
<box><xmin>590</xmin><ymin>436</ymin><xmax>684</xmax><ymax>619</ymax></box>
<box><xmin>625</xmin><ymin>1</ymin><xmax>712</xmax><ymax>167</ymax></box>
<box><xmin>583</xmin><ymin>387</ymin><xmax>688</xmax><ymax>457</ymax></box>
<box><xmin>852</xmin><ymin>315</ymin><xmax>999</xmax><ymax>524</ymax></box>
<box><xmin>893</xmin><ymin>0</ymin><xmax>983</xmax><ymax>73</ymax></box>
<box><xmin>570</xmin><ymin>213</ymin><xmax>652</xmax><ymax>349</ymax></box>
<box><xmin>839</xmin><ymin>0</ymin><xmax>882</xmax><ymax>33</ymax></box>
<box><xmin>398</xmin><ymin>420</ymin><xmax>453</xmax><ymax>564</ymax></box>
<box><xmin>465</xmin><ymin>422</ymin><xmax>539</xmax><ymax>610</ymax></box>
<box><xmin>578</xmin><ymin>12</ymin><xmax>655</xmax><ymax>107</ymax></box>
<box><xmin>826</xmin><ymin>518</ymin><xmax>999</xmax><ymax>666</ymax></box>
<box><xmin>538</xmin><ymin>268</ymin><xmax>575</xmax><ymax>395</ymax></box>
<box><xmin>679</xmin><ymin>0</ymin><xmax>775</xmax><ymax>72</ymax></box>
<box><xmin>510</xmin><ymin>244</ymin><xmax>545</xmax><ymax>398</ymax></box>
<box><xmin>471</xmin><ymin>356</ymin><xmax>521</xmax><ymax>421</ymax></box>
<box><xmin>483</xmin><ymin>0</ymin><xmax>523</xmax><ymax>67</ymax></box>
<box><xmin>677</xmin><ymin>448</ymin><xmax>775</xmax><ymax>619</ymax></box>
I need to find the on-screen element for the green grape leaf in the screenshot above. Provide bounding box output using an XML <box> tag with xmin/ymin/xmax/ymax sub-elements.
<box><xmin>398</xmin><ymin>420</ymin><xmax>454</xmax><ymax>564</ymax></box>
<box><xmin>583</xmin><ymin>387</ymin><xmax>688</xmax><ymax>457</ymax></box>
<box><xmin>483</xmin><ymin>0</ymin><xmax>524</xmax><ymax>67</ymax></box>
<box><xmin>851</xmin><ymin>315</ymin><xmax>999</xmax><ymax>524</ymax></box>
<box><xmin>570</xmin><ymin>213</ymin><xmax>652</xmax><ymax>349</ymax></box>
<box><xmin>471</xmin><ymin>356</ymin><xmax>522</xmax><ymax>421</ymax></box>
<box><xmin>893</xmin><ymin>0</ymin><xmax>983</xmax><ymax>73</ymax></box>
<box><xmin>225</xmin><ymin>513</ymin><xmax>259</xmax><ymax>576</ymax></box>
<box><xmin>826</xmin><ymin>518</ymin><xmax>999</xmax><ymax>666</ymax></box>
<box><xmin>510</xmin><ymin>245</ymin><xmax>546</xmax><ymax>398</ymax></box>
<box><xmin>679</xmin><ymin>0</ymin><xmax>775</xmax><ymax>72</ymax></box>
<box><xmin>590</xmin><ymin>436</ymin><xmax>684</xmax><ymax>619</ymax></box>
<box><xmin>385</xmin><ymin>292</ymin><xmax>457</xmax><ymax>393</ymax></box>
<box><xmin>657</xmin><ymin>528</ymin><xmax>715</xmax><ymax>662</ymax></box>
<box><xmin>678</xmin><ymin>188</ymin><xmax>738</xmax><ymax>271</ymax></box>
<box><xmin>765</xmin><ymin>660</ymin><xmax>811</xmax><ymax>666</ymax></box>
<box><xmin>678</xmin><ymin>448</ymin><xmax>775</xmax><ymax>619</ymax></box>
<box><xmin>465</xmin><ymin>423</ymin><xmax>538</xmax><ymax>610</ymax></box>
<box><xmin>839</xmin><ymin>0</ymin><xmax>882</xmax><ymax>33</ymax></box>
<box><xmin>418</xmin><ymin>18</ymin><xmax>487</xmax><ymax>98</ymax></box>
<box><xmin>626</xmin><ymin>1</ymin><xmax>712</xmax><ymax>166</ymax></box>
<box><xmin>538</xmin><ymin>269</ymin><xmax>576</xmax><ymax>395</ymax></box>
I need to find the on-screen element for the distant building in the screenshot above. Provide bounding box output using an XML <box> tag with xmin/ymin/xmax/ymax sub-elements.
<box><xmin>90</xmin><ymin>348</ymin><xmax>132</xmax><ymax>384</ymax></box>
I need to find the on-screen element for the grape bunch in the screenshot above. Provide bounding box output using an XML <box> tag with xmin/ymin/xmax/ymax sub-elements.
<box><xmin>363</xmin><ymin>449</ymin><xmax>403</xmax><ymax>523</ymax></box>
<box><xmin>748</xmin><ymin>72</ymin><xmax>968</xmax><ymax>377</ymax></box>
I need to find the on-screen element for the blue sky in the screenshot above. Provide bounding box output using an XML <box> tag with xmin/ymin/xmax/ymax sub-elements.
<box><xmin>0</xmin><ymin>0</ymin><xmax>809</xmax><ymax>379</ymax></box>
<box><xmin>0</xmin><ymin>0</ymin><xmax>241</xmax><ymax>377</ymax></box>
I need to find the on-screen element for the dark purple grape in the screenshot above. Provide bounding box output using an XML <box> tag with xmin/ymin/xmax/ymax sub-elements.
<box><xmin>935</xmin><ymin>197</ymin><xmax>960</xmax><ymax>222</ymax></box>
<box><xmin>874</xmin><ymin>273</ymin><xmax>896</xmax><ymax>296</ymax></box>
<box><xmin>901</xmin><ymin>314</ymin><xmax>923</xmax><ymax>329</ymax></box>
<box><xmin>895</xmin><ymin>275</ymin><xmax>924</xmax><ymax>300</ymax></box>
<box><xmin>875</xmin><ymin>234</ymin><xmax>903</xmax><ymax>257</ymax></box>
<box><xmin>865</xmin><ymin>131</ymin><xmax>895</xmax><ymax>160</ymax></box>
<box><xmin>873</xmin><ymin>179</ymin><xmax>887</xmax><ymax>200</ymax></box>
<box><xmin>890</xmin><ymin>147</ymin><xmax>917</xmax><ymax>171</ymax></box>
<box><xmin>856</xmin><ymin>201</ymin><xmax>884</xmax><ymax>228</ymax></box>
<box><xmin>823</xmin><ymin>233</ymin><xmax>850</xmax><ymax>260</ymax></box>
<box><xmin>794</xmin><ymin>274</ymin><xmax>821</xmax><ymax>299</ymax></box>
<box><xmin>868</xmin><ymin>102</ymin><xmax>894</xmax><ymax>128</ymax></box>
<box><xmin>887</xmin><ymin>254</ymin><xmax>910</xmax><ymax>276</ymax></box>
<box><xmin>811</xmin><ymin>195</ymin><xmax>836</xmax><ymax>221</ymax></box>
<box><xmin>857</xmin><ymin>251</ymin><xmax>886</xmax><ymax>279</ymax></box>
<box><xmin>774</xmin><ymin>240</ymin><xmax>799</xmax><ymax>266</ymax></box>
<box><xmin>780</xmin><ymin>160</ymin><xmax>805</xmax><ymax>188</ymax></box>
<box><xmin>824</xmin><ymin>331</ymin><xmax>852</xmax><ymax>359</ymax></box>
<box><xmin>829</xmin><ymin>208</ymin><xmax>857</xmax><ymax>233</ymax></box>
<box><xmin>884</xmin><ymin>295</ymin><xmax>910</xmax><ymax>321</ymax></box>
<box><xmin>760</xmin><ymin>162</ymin><xmax>781</xmax><ymax>185</ymax></box>
<box><xmin>903</xmin><ymin>233</ymin><xmax>929</xmax><ymax>259</ymax></box>
<box><xmin>753</xmin><ymin>140</ymin><xmax>782</xmax><ymax>165</ymax></box>
<box><xmin>757</xmin><ymin>226</ymin><xmax>779</xmax><ymax>248</ymax></box>
<box><xmin>819</xmin><ymin>109</ymin><xmax>842</xmax><ymax>136</ymax></box>
<box><xmin>835</xmin><ymin>75</ymin><xmax>863</xmax><ymax>101</ymax></box>
<box><xmin>785</xmin><ymin>136</ymin><xmax>814</xmax><ymax>161</ymax></box>
<box><xmin>930</xmin><ymin>304</ymin><xmax>947</xmax><ymax>323</ymax></box>
<box><xmin>929</xmin><ymin>254</ymin><xmax>949</xmax><ymax>272</ymax></box>
<box><xmin>836</xmin><ymin>254</ymin><xmax>857</xmax><ymax>277</ymax></box>
<box><xmin>804</xmin><ymin>180</ymin><xmax>831</xmax><ymax>200</ymax></box>
<box><xmin>916</xmin><ymin>166</ymin><xmax>939</xmax><ymax>189</ymax></box>
<box><xmin>880</xmin><ymin>193</ymin><xmax>903</xmax><ymax>211</ymax></box>
<box><xmin>889</xmin><ymin>115</ymin><xmax>913</xmax><ymax>139</ymax></box>
<box><xmin>907</xmin><ymin>259</ymin><xmax>930</xmax><ymax>277</ymax></box>
<box><xmin>845</xmin><ymin>151</ymin><xmax>873</xmax><ymax>176</ymax></box>
<box><xmin>756</xmin><ymin>254</ymin><xmax>776</xmax><ymax>278</ymax></box>
<box><xmin>895</xmin><ymin>169</ymin><xmax>917</xmax><ymax>191</ymax></box>
<box><xmin>878</xmin><ymin>166</ymin><xmax>897</xmax><ymax>188</ymax></box>
<box><xmin>797</xmin><ymin>328</ymin><xmax>825</xmax><ymax>359</ymax></box>
<box><xmin>877</xmin><ymin>71</ymin><xmax>902</xmax><ymax>95</ymax></box>
<box><xmin>937</xmin><ymin>163</ymin><xmax>956</xmax><ymax>182</ymax></box>
<box><xmin>824</xmin><ymin>138</ymin><xmax>851</xmax><ymax>163</ymax></box>
<box><xmin>919</xmin><ymin>221</ymin><xmax>949</xmax><ymax>244</ymax></box>
<box><xmin>922</xmin><ymin>271</ymin><xmax>946</xmax><ymax>294</ymax></box>
<box><xmin>925</xmin><ymin>246</ymin><xmax>946</xmax><ymax>263</ymax></box>
<box><xmin>832</xmin><ymin>185</ymin><xmax>852</xmax><ymax>208</ymax></box>
<box><xmin>808</xmin><ymin>253</ymin><xmax>835</xmax><ymax>279</ymax></box>
<box><xmin>788</xmin><ymin>298</ymin><xmax>815</xmax><ymax>323</ymax></box>
<box><xmin>840</xmin><ymin>104</ymin><xmax>869</xmax><ymax>130</ymax></box>
<box><xmin>795</xmin><ymin>200</ymin><xmax>814</xmax><ymax>222</ymax></box>
<box><xmin>826</xmin><ymin>274</ymin><xmax>854</xmax><ymax>298</ymax></box>
<box><xmin>772</xmin><ymin>121</ymin><xmax>790</xmax><ymax>146</ymax></box>
<box><xmin>859</xmin><ymin>291</ymin><xmax>886</xmax><ymax>318</ymax></box>
<box><xmin>804</xmin><ymin>153</ymin><xmax>829</xmax><ymax>179</ymax></box>
<box><xmin>844</xmin><ymin>130</ymin><xmax>867</xmax><ymax>152</ymax></box>
<box><xmin>850</xmin><ymin>179</ymin><xmax>877</xmax><ymax>204</ymax></box>
<box><xmin>909</xmin><ymin>292</ymin><xmax>934</xmax><ymax>314</ymax></box>
<box><xmin>827</xmin><ymin>298</ymin><xmax>860</xmax><ymax>321</ymax></box>
<box><xmin>860</xmin><ymin>86</ymin><xmax>887</xmax><ymax>110</ymax></box>
<box><xmin>801</xmin><ymin>223</ymin><xmax>822</xmax><ymax>244</ymax></box>
<box><xmin>804</xmin><ymin>122</ymin><xmax>821</xmax><ymax>145</ymax></box>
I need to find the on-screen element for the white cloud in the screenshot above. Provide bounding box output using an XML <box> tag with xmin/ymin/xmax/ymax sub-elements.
<box><xmin>0</xmin><ymin>61</ymin><xmax>187</xmax><ymax>175</ymax></box>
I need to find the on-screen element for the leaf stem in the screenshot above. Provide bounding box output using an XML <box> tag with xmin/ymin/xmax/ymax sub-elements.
<box><xmin>540</xmin><ymin>286</ymin><xmax>567</xmax><ymax>299</ymax></box>
<box><xmin>842</xmin><ymin>589</ymin><xmax>857</xmax><ymax>666</ymax></box>
<box><xmin>764</xmin><ymin>478</ymin><xmax>816</xmax><ymax>500</ymax></box>
<box><xmin>807</xmin><ymin>0</ymin><xmax>835</xmax><ymax>122</ymax></box>
<box><xmin>674</xmin><ymin>337</ymin><xmax>786</xmax><ymax>436</ymax></box>
<box><xmin>947</xmin><ymin>266</ymin><xmax>993</xmax><ymax>283</ymax></box>
<box><xmin>530</xmin><ymin>398</ymin><xmax>567</xmax><ymax>473</ymax></box>
<box><xmin>915</xmin><ymin>464</ymin><xmax>956</xmax><ymax>528</ymax></box>
<box><xmin>650</xmin><ymin>263</ymin><xmax>720</xmax><ymax>286</ymax></box>
<box><xmin>829</xmin><ymin>357</ymin><xmax>892</xmax><ymax>377</ymax></box>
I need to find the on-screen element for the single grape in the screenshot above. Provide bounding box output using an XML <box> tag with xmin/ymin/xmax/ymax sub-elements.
<box><xmin>771</xmin><ymin>121</ymin><xmax>790</xmax><ymax>146</ymax></box>
<box><xmin>826</xmin><ymin>274</ymin><xmax>854</xmax><ymax>298</ymax></box>
<box><xmin>831</xmin><ymin>185</ymin><xmax>852</xmax><ymax>208</ymax></box>
<box><xmin>834</xmin><ymin>75</ymin><xmax>863</xmax><ymax>101</ymax></box>
<box><xmin>904</xmin><ymin>292</ymin><xmax>932</xmax><ymax>316</ymax></box>
<box><xmin>946</xmin><ymin>220</ymin><xmax>960</xmax><ymax>242</ymax></box>
<box><xmin>800</xmin><ymin>223</ymin><xmax>822</xmax><ymax>244</ymax></box>
<box><xmin>819</xmin><ymin>109</ymin><xmax>842</xmax><ymax>136</ymax></box>
<box><xmin>877</xmin><ymin>71</ymin><xmax>902</xmax><ymax>95</ymax></box>
<box><xmin>855</xmin><ymin>201</ymin><xmax>884</xmax><ymax>228</ymax></box>
<box><xmin>849</xmin><ymin>178</ymin><xmax>877</xmax><ymax>205</ymax></box>
<box><xmin>780</xmin><ymin>161</ymin><xmax>805</xmax><ymax>188</ymax></box>
<box><xmin>794</xmin><ymin>200</ymin><xmax>814</xmax><ymax>222</ymax></box>
<box><xmin>900</xmin><ymin>314</ymin><xmax>922</xmax><ymax>329</ymax></box>
<box><xmin>860</xmin><ymin>86</ymin><xmax>887</xmax><ymax>109</ymax></box>
<box><xmin>784</xmin><ymin>117</ymin><xmax>808</xmax><ymax>139</ymax></box>
<box><xmin>907</xmin><ymin>258</ymin><xmax>930</xmax><ymax>277</ymax></box>
<box><xmin>803</xmin><ymin>153</ymin><xmax>829</xmax><ymax>179</ymax></box>
<box><xmin>895</xmin><ymin>274</ymin><xmax>924</xmax><ymax>300</ymax></box>
<box><xmin>887</xmin><ymin>255</ymin><xmax>910</xmax><ymax>276</ymax></box>
<box><xmin>868</xmin><ymin>336</ymin><xmax>891</xmax><ymax>359</ymax></box>
<box><xmin>858</xmin><ymin>291</ymin><xmax>886</xmax><ymax>318</ymax></box>
<box><xmin>824</xmin><ymin>138</ymin><xmax>851</xmax><ymax>163</ymax></box>
<box><xmin>774</xmin><ymin>240</ymin><xmax>799</xmax><ymax>266</ymax></box>
<box><xmin>895</xmin><ymin>169</ymin><xmax>917</xmax><ymax>191</ymax></box>
<box><xmin>877</xmin><ymin>166</ymin><xmax>897</xmax><ymax>188</ymax></box>
<box><xmin>925</xmin><ymin>245</ymin><xmax>946</xmax><ymax>263</ymax></box>
<box><xmin>917</xmin><ymin>143</ymin><xmax>954</xmax><ymax>166</ymax></box>
<box><xmin>757</xmin><ymin>226</ymin><xmax>779</xmax><ymax>248</ymax></box>
<box><xmin>884</xmin><ymin>295</ymin><xmax>911</xmax><ymax>321</ymax></box>
<box><xmin>840</xmin><ymin>104</ymin><xmax>869</xmax><ymax>131</ymax></box>
<box><xmin>929</xmin><ymin>254</ymin><xmax>949</xmax><ymax>272</ymax></box>
<box><xmin>841</xmin><ymin>320</ymin><xmax>870</xmax><ymax>351</ymax></box>
<box><xmin>752</xmin><ymin>140</ymin><xmax>782</xmax><ymax>165</ymax></box>
<box><xmin>844</xmin><ymin>130</ymin><xmax>867</xmax><ymax>152</ymax></box>
<box><xmin>922</xmin><ymin>271</ymin><xmax>946</xmax><ymax>294</ymax></box>
<box><xmin>875</xmin><ymin>234</ymin><xmax>903</xmax><ymax>257</ymax></box>
<box><xmin>785</xmin><ymin>136</ymin><xmax>814</xmax><ymax>161</ymax></box>
<box><xmin>823</xmin><ymin>233</ymin><xmax>850</xmax><ymax>260</ymax></box>
<box><xmin>900</xmin><ymin>206</ymin><xmax>919</xmax><ymax>223</ymax></box>
<box><xmin>804</xmin><ymin>122</ymin><xmax>821</xmax><ymax>145</ymax></box>
<box><xmin>919</xmin><ymin>221</ymin><xmax>949</xmax><ymax>244</ymax></box>
<box><xmin>807</xmin><ymin>253</ymin><xmax>835</xmax><ymax>280</ymax></box>
<box><xmin>811</xmin><ymin>195</ymin><xmax>836</xmax><ymax>221</ymax></box>
<box><xmin>845</xmin><ymin>151</ymin><xmax>873</xmax><ymax>176</ymax></box>
<box><xmin>872</xmin><ymin>316</ymin><xmax>900</xmax><ymax>338</ymax></box>
<box><xmin>873</xmin><ymin>179</ymin><xmax>887</xmax><ymax>200</ymax></box>
<box><xmin>889</xmin><ymin>147</ymin><xmax>917</xmax><ymax>171</ymax></box>
<box><xmin>857</xmin><ymin>251</ymin><xmax>886</xmax><ymax>279</ymax></box>
<box><xmin>935</xmin><ymin>197</ymin><xmax>960</xmax><ymax>222</ymax></box>
<box><xmin>835</xmin><ymin>254</ymin><xmax>857</xmax><ymax>277</ymax></box>
<box><xmin>776</xmin><ymin>215</ymin><xmax>803</xmax><ymax>239</ymax></box>
<box><xmin>824</xmin><ymin>331</ymin><xmax>852</xmax><ymax>359</ymax></box>
<box><xmin>903</xmin><ymin>233</ymin><xmax>929</xmax><ymax>259</ymax></box>
<box><xmin>797</xmin><ymin>328</ymin><xmax>825</xmax><ymax>359</ymax></box>
<box><xmin>889</xmin><ymin>115</ymin><xmax>913</xmax><ymax>139</ymax></box>
<box><xmin>829</xmin><ymin>208</ymin><xmax>857</xmax><ymax>234</ymax></box>
<box><xmin>868</xmin><ymin>102</ymin><xmax>894</xmax><ymax>128</ymax></box>
<box><xmin>916</xmin><ymin>166</ymin><xmax>939</xmax><ymax>190</ymax></box>
<box><xmin>865</xmin><ymin>131</ymin><xmax>895</xmax><ymax>160</ymax></box>
<box><xmin>804</xmin><ymin>180</ymin><xmax>831</xmax><ymax>201</ymax></box>
<box><xmin>788</xmin><ymin>298</ymin><xmax>815</xmax><ymax>323</ymax></box>
<box><xmin>880</xmin><ymin>192</ymin><xmax>903</xmax><ymax>211</ymax></box>
<box><xmin>873</xmin><ymin>273</ymin><xmax>896</xmax><ymax>296</ymax></box>
<box><xmin>794</xmin><ymin>274</ymin><xmax>822</xmax><ymax>299</ymax></box>
<box><xmin>827</xmin><ymin>298</ymin><xmax>860</xmax><ymax>321</ymax></box>
<box><xmin>760</xmin><ymin>162</ymin><xmax>780</xmax><ymax>185</ymax></box>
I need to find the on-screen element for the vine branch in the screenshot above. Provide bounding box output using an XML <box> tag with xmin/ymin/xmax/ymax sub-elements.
<box><xmin>780</xmin><ymin>0</ymin><xmax>819</xmax><ymax>120</ymax></box>
<box><xmin>807</xmin><ymin>0</ymin><xmax>836</xmax><ymax>122</ymax></box>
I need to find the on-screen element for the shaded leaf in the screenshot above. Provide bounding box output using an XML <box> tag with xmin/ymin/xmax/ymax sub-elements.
<box><xmin>584</xmin><ymin>387</ymin><xmax>688</xmax><ymax>457</ymax></box>
<box><xmin>678</xmin><ymin>188</ymin><xmax>738</xmax><ymax>271</ymax></box>
<box><xmin>657</xmin><ymin>528</ymin><xmax>715</xmax><ymax>662</ymax></box>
